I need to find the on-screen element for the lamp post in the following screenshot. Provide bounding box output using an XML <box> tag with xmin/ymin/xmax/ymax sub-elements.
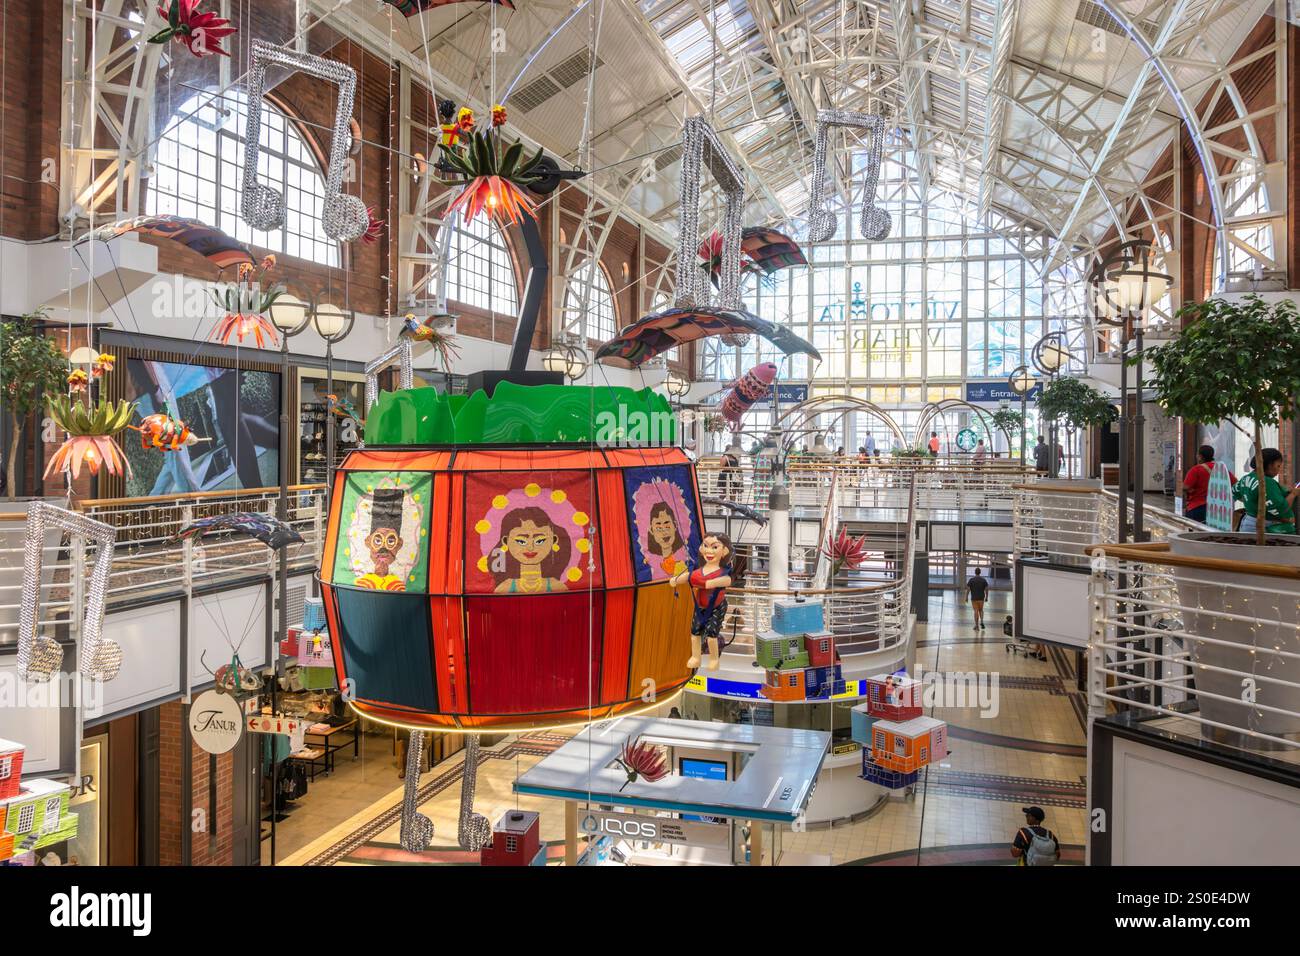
<box><xmin>1007</xmin><ymin>364</ymin><xmax>1034</xmax><ymax>463</ymax></box>
<box><xmin>1032</xmin><ymin>333</ymin><xmax>1069</xmax><ymax>477</ymax></box>
<box><xmin>265</xmin><ymin>292</ymin><xmax>311</xmax><ymax>865</ymax></box>
<box><xmin>311</xmin><ymin>302</ymin><xmax>355</xmax><ymax>508</ymax></box>
<box><xmin>1107</xmin><ymin>244</ymin><xmax>1172</xmax><ymax>542</ymax></box>
<box><xmin>542</xmin><ymin>333</ymin><xmax>590</xmax><ymax>382</ymax></box>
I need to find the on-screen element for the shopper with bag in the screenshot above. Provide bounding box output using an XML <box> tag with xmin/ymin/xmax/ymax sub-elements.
<box><xmin>1010</xmin><ymin>806</ymin><xmax>1060</xmax><ymax>867</ymax></box>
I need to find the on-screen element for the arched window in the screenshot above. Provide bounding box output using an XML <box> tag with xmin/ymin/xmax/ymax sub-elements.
<box><xmin>146</xmin><ymin>90</ymin><xmax>339</xmax><ymax>266</ymax></box>
<box><xmin>1220</xmin><ymin>167</ymin><xmax>1274</xmax><ymax>280</ymax></box>
<box><xmin>563</xmin><ymin>260</ymin><xmax>617</xmax><ymax>342</ymax></box>
<box><xmin>441</xmin><ymin>215</ymin><xmax>519</xmax><ymax>316</ymax></box>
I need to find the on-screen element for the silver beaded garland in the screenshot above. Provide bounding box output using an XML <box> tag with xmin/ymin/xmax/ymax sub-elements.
<box><xmin>457</xmin><ymin>734</ymin><xmax>491</xmax><ymax>851</ymax></box>
<box><xmin>242</xmin><ymin>40</ymin><xmax>370</xmax><ymax>241</ymax></box>
<box><xmin>364</xmin><ymin>337</ymin><xmax>414</xmax><ymax>412</ymax></box>
<box><xmin>808</xmin><ymin>108</ymin><xmax>892</xmax><ymax>243</ymax></box>
<box><xmin>675</xmin><ymin>117</ymin><xmax>746</xmax><ymax>314</ymax></box>
<box><xmin>398</xmin><ymin>730</ymin><xmax>434</xmax><ymax>853</ymax></box>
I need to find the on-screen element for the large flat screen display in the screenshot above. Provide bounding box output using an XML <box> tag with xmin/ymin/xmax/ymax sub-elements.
<box><xmin>123</xmin><ymin>358</ymin><xmax>279</xmax><ymax>496</ymax></box>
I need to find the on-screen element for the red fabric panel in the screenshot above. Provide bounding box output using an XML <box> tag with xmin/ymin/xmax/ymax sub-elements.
<box><xmin>427</xmin><ymin>472</ymin><xmax>460</xmax><ymax>594</ymax></box>
<box><xmin>319</xmin><ymin>471</ymin><xmax>349</xmax><ymax>586</ymax></box>
<box><xmin>429</xmin><ymin>595</ymin><xmax>466</xmax><ymax>713</ymax></box>
<box><xmin>601</xmin><ymin>588</ymin><xmax>634</xmax><ymax>703</ymax></box>
<box><xmin>597</xmin><ymin>469</ymin><xmax>634</xmax><ymax>589</ymax></box>
<box><xmin>464</xmin><ymin>592</ymin><xmax>605</xmax><ymax>715</ymax></box>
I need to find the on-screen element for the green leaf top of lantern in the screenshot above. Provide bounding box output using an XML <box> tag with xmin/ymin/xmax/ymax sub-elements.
<box><xmin>364</xmin><ymin>382</ymin><xmax>677</xmax><ymax>447</ymax></box>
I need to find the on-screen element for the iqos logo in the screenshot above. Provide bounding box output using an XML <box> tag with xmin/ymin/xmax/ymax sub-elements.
<box><xmin>580</xmin><ymin>813</ymin><xmax>657</xmax><ymax>839</ymax></box>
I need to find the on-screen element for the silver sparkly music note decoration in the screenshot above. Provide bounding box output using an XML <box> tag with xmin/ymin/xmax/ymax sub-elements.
<box><xmin>398</xmin><ymin>731</ymin><xmax>434</xmax><ymax>853</ymax></box>
<box><xmin>242</xmin><ymin>40</ymin><xmax>370</xmax><ymax>241</ymax></box>
<box><xmin>676</xmin><ymin>117</ymin><xmax>747</xmax><ymax>332</ymax></box>
<box><xmin>808</xmin><ymin>109</ymin><xmax>892</xmax><ymax>243</ymax></box>
<box><xmin>17</xmin><ymin>502</ymin><xmax>119</xmax><ymax>683</ymax></box>
<box><xmin>457</xmin><ymin>734</ymin><xmax>491</xmax><ymax>851</ymax></box>
<box><xmin>364</xmin><ymin>337</ymin><xmax>414</xmax><ymax>413</ymax></box>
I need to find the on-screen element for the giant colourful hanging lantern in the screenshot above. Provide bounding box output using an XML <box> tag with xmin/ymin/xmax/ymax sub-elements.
<box><xmin>319</xmin><ymin>382</ymin><xmax>700</xmax><ymax>732</ymax></box>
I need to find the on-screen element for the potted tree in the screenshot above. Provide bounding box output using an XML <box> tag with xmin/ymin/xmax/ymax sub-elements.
<box><xmin>1143</xmin><ymin>294</ymin><xmax>1300</xmax><ymax>742</ymax></box>
<box><xmin>990</xmin><ymin>408</ymin><xmax>1025</xmax><ymax>458</ymax></box>
<box><xmin>1032</xmin><ymin>377</ymin><xmax>1115</xmax><ymax>551</ymax></box>
<box><xmin>0</xmin><ymin>311</ymin><xmax>69</xmax><ymax>498</ymax></box>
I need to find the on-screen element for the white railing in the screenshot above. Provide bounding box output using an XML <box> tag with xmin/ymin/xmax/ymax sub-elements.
<box><xmin>77</xmin><ymin>485</ymin><xmax>326</xmax><ymax>602</ymax></box>
<box><xmin>1087</xmin><ymin>541</ymin><xmax>1300</xmax><ymax>754</ymax></box>
<box><xmin>0</xmin><ymin>509</ymin><xmax>77</xmax><ymax>653</ymax></box>
<box><xmin>699</xmin><ymin>459</ymin><xmax>1032</xmax><ymax>517</ymax></box>
<box><xmin>1014</xmin><ymin>483</ymin><xmax>1201</xmax><ymax>566</ymax></box>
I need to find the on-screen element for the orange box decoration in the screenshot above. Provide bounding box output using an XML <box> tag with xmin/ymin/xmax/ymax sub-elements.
<box><xmin>870</xmin><ymin>716</ymin><xmax>948</xmax><ymax>773</ymax></box>
<box><xmin>319</xmin><ymin>385</ymin><xmax>702</xmax><ymax>732</ymax></box>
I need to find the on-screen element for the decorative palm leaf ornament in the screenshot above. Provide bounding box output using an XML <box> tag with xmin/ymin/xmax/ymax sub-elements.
<box><xmin>44</xmin><ymin>397</ymin><xmax>136</xmax><ymax>480</ymax></box>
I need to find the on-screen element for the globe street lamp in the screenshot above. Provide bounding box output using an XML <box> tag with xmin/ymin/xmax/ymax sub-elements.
<box><xmin>312</xmin><ymin>302</ymin><xmax>355</xmax><ymax>508</ymax></box>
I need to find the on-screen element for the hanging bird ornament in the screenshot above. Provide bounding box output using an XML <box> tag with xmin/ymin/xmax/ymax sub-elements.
<box><xmin>129</xmin><ymin>413</ymin><xmax>209</xmax><ymax>452</ymax></box>
<box><xmin>720</xmin><ymin>362</ymin><xmax>778</xmax><ymax>431</ymax></box>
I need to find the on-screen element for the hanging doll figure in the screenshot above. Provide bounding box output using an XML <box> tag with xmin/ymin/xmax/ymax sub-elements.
<box><xmin>670</xmin><ymin>532</ymin><xmax>734</xmax><ymax>672</ymax></box>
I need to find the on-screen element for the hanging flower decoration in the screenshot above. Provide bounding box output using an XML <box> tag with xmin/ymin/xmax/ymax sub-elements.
<box><xmin>491</xmin><ymin>104</ymin><xmax>507</xmax><ymax>127</ymax></box>
<box><xmin>66</xmin><ymin>369</ymin><xmax>89</xmax><ymax>393</ymax></box>
<box><xmin>209</xmin><ymin>255</ymin><xmax>285</xmax><ymax>348</ymax></box>
<box><xmin>361</xmin><ymin>207</ymin><xmax>385</xmax><ymax>244</ymax></box>
<box><xmin>697</xmin><ymin>229</ymin><xmax>760</xmax><ymax>286</ymax></box>
<box><xmin>438</xmin><ymin>107</ymin><xmax>547</xmax><ymax>225</ymax></box>
<box><xmin>614</xmin><ymin>737</ymin><xmax>668</xmax><ymax>791</ymax></box>
<box><xmin>91</xmin><ymin>353</ymin><xmax>116</xmax><ymax>377</ymax></box>
<box><xmin>148</xmin><ymin>0</ymin><xmax>236</xmax><ymax>59</ymax></box>
<box><xmin>821</xmin><ymin>527</ymin><xmax>868</xmax><ymax>577</ymax></box>
<box><xmin>44</xmin><ymin>396</ymin><xmax>136</xmax><ymax>480</ymax></box>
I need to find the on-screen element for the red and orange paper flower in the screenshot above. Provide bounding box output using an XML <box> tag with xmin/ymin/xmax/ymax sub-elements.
<box><xmin>148</xmin><ymin>0</ymin><xmax>236</xmax><ymax>58</ymax></box>
<box><xmin>438</xmin><ymin>115</ymin><xmax>547</xmax><ymax>226</ymax></box>
<box><xmin>615</xmin><ymin>737</ymin><xmax>668</xmax><ymax>791</ymax></box>
<box><xmin>821</xmin><ymin>527</ymin><xmax>868</xmax><ymax>576</ymax></box>
<box><xmin>44</xmin><ymin>396</ymin><xmax>136</xmax><ymax>480</ymax></box>
<box><xmin>210</xmin><ymin>256</ymin><xmax>286</xmax><ymax>348</ymax></box>
<box><xmin>361</xmin><ymin>207</ymin><xmax>385</xmax><ymax>244</ymax></box>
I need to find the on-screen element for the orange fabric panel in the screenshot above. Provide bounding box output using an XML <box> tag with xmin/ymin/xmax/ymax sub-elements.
<box><xmin>321</xmin><ymin>585</ymin><xmax>349</xmax><ymax>690</ymax></box>
<box><xmin>597</xmin><ymin>469</ymin><xmax>634</xmax><ymax>589</ymax></box>
<box><xmin>628</xmin><ymin>582</ymin><xmax>692</xmax><ymax>695</ymax></box>
<box><xmin>340</xmin><ymin>450</ymin><xmax>450</xmax><ymax>472</ymax></box>
<box><xmin>451</xmin><ymin>449</ymin><xmax>608</xmax><ymax>471</ymax></box>
<box><xmin>601</xmin><ymin>589</ymin><xmax>634</xmax><ymax>703</ymax></box>
<box><xmin>602</xmin><ymin>447</ymin><xmax>688</xmax><ymax>469</ymax></box>
<box><xmin>319</xmin><ymin>471</ymin><xmax>349</xmax><ymax>585</ymax></box>
<box><xmin>429</xmin><ymin>595</ymin><xmax>467</xmax><ymax>714</ymax></box>
<box><xmin>427</xmin><ymin>472</ymin><xmax>459</xmax><ymax>594</ymax></box>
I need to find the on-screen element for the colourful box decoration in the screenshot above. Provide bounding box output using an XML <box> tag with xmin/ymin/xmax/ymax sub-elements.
<box><xmin>804</xmin><ymin>664</ymin><xmax>844</xmax><ymax>699</ymax></box>
<box><xmin>481</xmin><ymin>810</ymin><xmax>541</xmax><ymax>867</ymax></box>
<box><xmin>870</xmin><ymin>716</ymin><xmax>948</xmax><ymax>773</ymax></box>
<box><xmin>804</xmin><ymin>630</ymin><xmax>836</xmax><ymax>666</ymax></box>
<box><xmin>860</xmin><ymin>755</ymin><xmax>918</xmax><ymax>790</ymax></box>
<box><xmin>0</xmin><ymin>739</ymin><xmax>24</xmax><ymax>801</ymax></box>
<box><xmin>760</xmin><ymin>668</ymin><xmax>806</xmax><ymax>702</ymax></box>
<box><xmin>754</xmin><ymin>631</ymin><xmax>805</xmax><ymax>669</ymax></box>
<box><xmin>865</xmin><ymin>673</ymin><xmax>923</xmax><ymax>720</ymax></box>
<box><xmin>302</xmin><ymin>596</ymin><xmax>327</xmax><ymax>632</ymax></box>
<box><xmin>1</xmin><ymin>777</ymin><xmax>78</xmax><ymax>858</ymax></box>
<box><xmin>850</xmin><ymin>703</ymin><xmax>876</xmax><ymax>746</ymax></box>
<box><xmin>771</xmin><ymin>599</ymin><xmax>825</xmax><ymax>636</ymax></box>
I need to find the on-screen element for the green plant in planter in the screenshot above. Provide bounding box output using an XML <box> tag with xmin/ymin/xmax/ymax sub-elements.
<box><xmin>1144</xmin><ymin>294</ymin><xmax>1300</xmax><ymax>545</ymax></box>
<box><xmin>990</xmin><ymin>408</ymin><xmax>1026</xmax><ymax>451</ymax></box>
<box><xmin>0</xmin><ymin>310</ymin><xmax>69</xmax><ymax>498</ymax></box>
<box><xmin>1037</xmin><ymin>377</ymin><xmax>1117</xmax><ymax>431</ymax></box>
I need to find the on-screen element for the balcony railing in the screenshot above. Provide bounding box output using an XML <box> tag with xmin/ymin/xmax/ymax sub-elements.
<box><xmin>1086</xmin><ymin>540</ymin><xmax>1300</xmax><ymax>756</ymax></box>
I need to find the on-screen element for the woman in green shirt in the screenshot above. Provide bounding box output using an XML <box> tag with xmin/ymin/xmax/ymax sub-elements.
<box><xmin>1234</xmin><ymin>448</ymin><xmax>1300</xmax><ymax>534</ymax></box>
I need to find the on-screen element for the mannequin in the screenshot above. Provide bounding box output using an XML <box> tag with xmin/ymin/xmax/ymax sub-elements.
<box><xmin>670</xmin><ymin>532</ymin><xmax>734</xmax><ymax>671</ymax></box>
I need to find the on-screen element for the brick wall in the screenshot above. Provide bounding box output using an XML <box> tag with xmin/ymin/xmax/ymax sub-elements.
<box><xmin>158</xmin><ymin>700</ymin><xmax>236</xmax><ymax>867</ymax></box>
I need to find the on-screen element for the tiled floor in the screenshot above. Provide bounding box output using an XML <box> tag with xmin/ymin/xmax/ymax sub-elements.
<box><xmin>273</xmin><ymin>590</ymin><xmax>1088</xmax><ymax>866</ymax></box>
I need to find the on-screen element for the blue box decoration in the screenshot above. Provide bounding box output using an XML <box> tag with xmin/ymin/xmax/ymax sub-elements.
<box><xmin>851</xmin><ymin>703</ymin><xmax>876</xmax><ymax>746</ymax></box>
<box><xmin>303</xmin><ymin>596</ymin><xmax>327</xmax><ymax>632</ymax></box>
<box><xmin>860</xmin><ymin>755</ymin><xmax>918</xmax><ymax>790</ymax></box>
<box><xmin>771</xmin><ymin>599</ymin><xmax>824</xmax><ymax>636</ymax></box>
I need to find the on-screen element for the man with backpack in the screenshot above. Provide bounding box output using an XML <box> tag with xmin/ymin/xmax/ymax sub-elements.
<box><xmin>1010</xmin><ymin>806</ymin><xmax>1060</xmax><ymax>866</ymax></box>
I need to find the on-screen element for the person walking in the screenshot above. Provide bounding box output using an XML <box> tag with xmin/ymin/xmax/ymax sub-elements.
<box><xmin>973</xmin><ymin>439</ymin><xmax>987</xmax><ymax>462</ymax></box>
<box><xmin>928</xmin><ymin>431</ymin><xmax>941</xmax><ymax>456</ymax></box>
<box><xmin>966</xmin><ymin>567</ymin><xmax>989</xmax><ymax>630</ymax></box>
<box><xmin>1033</xmin><ymin>435</ymin><xmax>1050</xmax><ymax>476</ymax></box>
<box><xmin>1010</xmin><ymin>806</ymin><xmax>1060</xmax><ymax>866</ymax></box>
<box><xmin>1234</xmin><ymin>447</ymin><xmax>1299</xmax><ymax>534</ymax></box>
<box><xmin>1182</xmin><ymin>444</ymin><xmax>1232</xmax><ymax>524</ymax></box>
<box><xmin>864</xmin><ymin>433</ymin><xmax>877</xmax><ymax>457</ymax></box>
